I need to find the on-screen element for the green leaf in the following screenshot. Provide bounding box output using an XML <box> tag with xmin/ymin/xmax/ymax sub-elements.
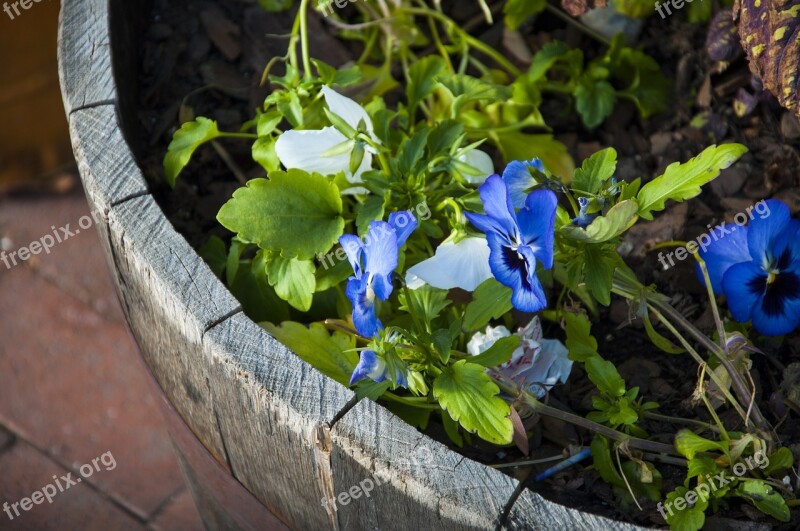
<box><xmin>583</xmin><ymin>246</ymin><xmax>618</xmax><ymax>306</ymax></box>
<box><xmin>397</xmin><ymin>128</ymin><xmax>430</xmax><ymax>175</ymax></box>
<box><xmin>643</xmin><ymin>307</ymin><xmax>684</xmax><ymax>354</ymax></box>
<box><xmin>399</xmin><ymin>285</ymin><xmax>451</xmax><ymax>324</ymax></box>
<box><xmin>438</xmin><ymin>74</ymin><xmax>513</xmax><ymax>104</ymax></box>
<box><xmin>217</xmin><ymin>170</ymin><xmax>344</xmax><ymax>260</ymax></box>
<box><xmin>433</xmin><ymin>360</ymin><xmax>513</xmax><ymax>444</ymax></box>
<box><xmin>432</xmin><ymin>329</ymin><xmax>453</xmax><ymax>364</ymax></box>
<box><xmin>663</xmin><ymin>486</ymin><xmax>707</xmax><ymax>530</ymax></box>
<box><xmin>164</xmin><ymin>117</ymin><xmax>221</xmax><ymax>186</ymax></box>
<box><xmin>198</xmin><ymin>236</ymin><xmax>227</xmax><ymax>278</ymax></box>
<box><xmin>355</xmin><ymin>195</ymin><xmax>385</xmax><ymax>236</ymax></box>
<box><xmin>575</xmin><ymin>79</ymin><xmax>616</xmax><ymax>129</ymax></box>
<box><xmin>262</xmin><ymin>321</ymin><xmax>358</xmax><ymax>386</ymax></box>
<box><xmin>463</xmin><ymin>278</ymin><xmax>513</xmax><ymax>332</ymax></box>
<box><xmin>256</xmin><ymin>111</ymin><xmax>282</xmax><ymax>136</ymax></box>
<box><xmin>493</xmin><ymin>131</ymin><xmax>575</xmax><ymax>182</ymax></box>
<box><xmin>674</xmin><ymin>429</ymin><xmax>726</xmax><ymax>460</ymax></box>
<box><xmin>252</xmin><ymin>136</ymin><xmax>281</xmax><ymax>172</ymax></box>
<box><xmin>564</xmin><ymin>312</ymin><xmax>598</xmax><ymax>361</ymax></box>
<box><xmin>470</xmin><ymin>336</ymin><xmax>521</xmax><ymax>368</ymax></box>
<box><xmin>260</xmin><ymin>251</ymin><xmax>316</xmax><ymax>312</ymax></box>
<box><xmin>407</xmin><ymin>56</ymin><xmax>446</xmax><ymax>112</ymax></box>
<box><xmin>357</xmin><ymin>380</ymin><xmax>392</xmax><ymax>401</ymax></box>
<box><xmin>762</xmin><ymin>447</ymin><xmax>794</xmax><ymax>475</ymax></box>
<box><xmin>586</xmin><ymin>356</ymin><xmax>626</xmax><ymax>398</ymax></box>
<box><xmin>636</xmin><ymin>144</ymin><xmax>748</xmax><ymax>220</ymax></box>
<box><xmin>561</xmin><ymin>200</ymin><xmax>639</xmax><ymax>243</ymax></box>
<box><xmin>736</xmin><ymin>480</ymin><xmax>791</xmax><ymax>522</ymax></box>
<box><xmin>441</xmin><ymin>409</ymin><xmax>465</xmax><ymax>447</ymax></box>
<box><xmin>590</xmin><ymin>436</ymin><xmax>625</xmax><ymax>487</ymax></box>
<box><xmin>427</xmin><ymin>120</ymin><xmax>465</xmax><ymax>157</ymax></box>
<box><xmin>503</xmin><ymin>0</ymin><xmax>547</xmax><ymax>29</ymax></box>
<box><xmin>529</xmin><ymin>41</ymin><xmax>571</xmax><ymax>82</ymax></box>
<box><xmin>573</xmin><ymin>148</ymin><xmax>617</xmax><ymax>194</ymax></box>
<box><xmin>315</xmin><ymin>252</ymin><xmax>353</xmax><ymax>292</ymax></box>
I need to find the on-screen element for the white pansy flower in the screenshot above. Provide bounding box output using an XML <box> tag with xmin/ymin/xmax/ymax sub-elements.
<box><xmin>457</xmin><ymin>149</ymin><xmax>495</xmax><ymax>184</ymax></box>
<box><xmin>405</xmin><ymin>236</ymin><xmax>493</xmax><ymax>291</ymax></box>
<box><xmin>467</xmin><ymin>317</ymin><xmax>573</xmax><ymax>398</ymax></box>
<box><xmin>275</xmin><ymin>86</ymin><xmax>376</xmax><ymax>193</ymax></box>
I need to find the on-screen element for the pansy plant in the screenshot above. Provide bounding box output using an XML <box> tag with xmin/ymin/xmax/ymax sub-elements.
<box><xmin>164</xmin><ymin>2</ymin><xmax>795</xmax><ymax>525</ymax></box>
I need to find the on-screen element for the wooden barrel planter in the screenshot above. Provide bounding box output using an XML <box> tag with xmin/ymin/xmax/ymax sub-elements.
<box><xmin>58</xmin><ymin>1</ymin><xmax>643</xmax><ymax>529</ymax></box>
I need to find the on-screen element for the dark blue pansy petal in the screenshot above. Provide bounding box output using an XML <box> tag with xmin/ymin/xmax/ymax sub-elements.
<box><xmin>477</xmin><ymin>175</ymin><xmax>519</xmax><ymax>239</ymax></box>
<box><xmin>514</xmin><ymin>245</ymin><xmax>548</xmax><ymax>312</ymax></box>
<box><xmin>696</xmin><ymin>225</ymin><xmax>750</xmax><ymax>294</ymax></box>
<box><xmin>350</xmin><ymin>350</ymin><xmax>387</xmax><ymax>385</ymax></box>
<box><xmin>363</xmin><ymin>221</ymin><xmax>399</xmax><ymax>279</ymax></box>
<box><xmin>486</xmin><ymin>232</ymin><xmax>525</xmax><ymax>290</ymax></box>
<box><xmin>339</xmin><ymin>234</ymin><xmax>364</xmax><ymax>278</ymax></box>
<box><xmin>516</xmin><ymin>189</ymin><xmax>557</xmax><ymax>269</ymax></box>
<box><xmin>747</xmin><ymin>199</ymin><xmax>791</xmax><ymax>264</ymax></box>
<box><xmin>503</xmin><ymin>159</ymin><xmax>543</xmax><ymax>209</ymax></box>
<box><xmin>768</xmin><ymin>219</ymin><xmax>800</xmax><ymax>269</ymax></box>
<box><xmin>388</xmin><ymin>211</ymin><xmax>417</xmax><ymax>248</ymax></box>
<box><xmin>722</xmin><ymin>261</ymin><xmax>764</xmax><ymax>325</ymax></box>
<box><xmin>485</xmin><ymin>234</ymin><xmax>547</xmax><ymax>312</ymax></box>
<box><xmin>346</xmin><ymin>276</ymin><xmax>382</xmax><ymax>337</ymax></box>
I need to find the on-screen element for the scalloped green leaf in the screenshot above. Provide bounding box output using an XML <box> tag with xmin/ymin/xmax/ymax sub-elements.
<box><xmin>217</xmin><ymin>169</ymin><xmax>344</xmax><ymax>260</ymax></box>
<box><xmin>433</xmin><ymin>361</ymin><xmax>513</xmax><ymax>444</ymax></box>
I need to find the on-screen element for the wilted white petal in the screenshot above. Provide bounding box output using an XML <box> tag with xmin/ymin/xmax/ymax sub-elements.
<box><xmin>458</xmin><ymin>149</ymin><xmax>495</xmax><ymax>184</ymax></box>
<box><xmin>467</xmin><ymin>325</ymin><xmax>511</xmax><ymax>357</ymax></box>
<box><xmin>322</xmin><ymin>85</ymin><xmax>374</xmax><ymax>133</ymax></box>
<box><xmin>405</xmin><ymin>237</ymin><xmax>493</xmax><ymax>291</ymax></box>
<box><xmin>276</xmin><ymin>127</ymin><xmax>350</xmax><ymax>176</ymax></box>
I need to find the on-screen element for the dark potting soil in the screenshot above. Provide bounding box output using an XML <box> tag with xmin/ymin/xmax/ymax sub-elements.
<box><xmin>132</xmin><ymin>0</ymin><xmax>800</xmax><ymax>527</ymax></box>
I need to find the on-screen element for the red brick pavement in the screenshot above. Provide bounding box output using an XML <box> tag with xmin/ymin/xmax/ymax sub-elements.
<box><xmin>0</xmin><ymin>191</ymin><xmax>204</xmax><ymax>530</ymax></box>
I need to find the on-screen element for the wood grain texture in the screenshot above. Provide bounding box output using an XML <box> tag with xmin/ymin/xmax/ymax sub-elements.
<box><xmin>204</xmin><ymin>312</ymin><xmax>355</xmax><ymax>530</ymax></box>
<box><xmin>58</xmin><ymin>0</ymin><xmax>116</xmax><ymax>114</ymax></box>
<box><xmin>104</xmin><ymin>194</ymin><xmax>241</xmax><ymax>466</ymax></box>
<box><xmin>330</xmin><ymin>398</ymin><xmax>516</xmax><ymax>530</ymax></box>
<box><xmin>505</xmin><ymin>488</ymin><xmax>647</xmax><ymax>530</ymax></box>
<box><xmin>68</xmin><ymin>105</ymin><xmax>149</xmax><ymax>214</ymax></box>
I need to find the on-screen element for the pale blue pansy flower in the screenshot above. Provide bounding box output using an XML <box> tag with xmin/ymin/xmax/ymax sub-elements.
<box><xmin>405</xmin><ymin>236</ymin><xmax>493</xmax><ymax>292</ymax></box>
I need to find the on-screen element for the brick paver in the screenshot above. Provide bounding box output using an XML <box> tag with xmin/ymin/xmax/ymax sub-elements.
<box><xmin>0</xmin><ymin>192</ymin><xmax>203</xmax><ymax>529</ymax></box>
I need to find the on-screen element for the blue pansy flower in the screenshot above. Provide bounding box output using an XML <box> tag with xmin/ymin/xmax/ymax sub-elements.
<box><xmin>339</xmin><ymin>211</ymin><xmax>417</xmax><ymax>337</ymax></box>
<box><xmin>502</xmin><ymin>158</ymin><xmax>545</xmax><ymax>209</ymax></box>
<box><xmin>465</xmin><ymin>175</ymin><xmax>557</xmax><ymax>313</ymax></box>
<box><xmin>699</xmin><ymin>199</ymin><xmax>800</xmax><ymax>336</ymax></box>
<box><xmin>349</xmin><ymin>350</ymin><xmax>408</xmax><ymax>387</ymax></box>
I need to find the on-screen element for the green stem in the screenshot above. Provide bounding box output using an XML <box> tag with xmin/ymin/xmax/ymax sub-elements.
<box><xmin>401</xmin><ymin>7</ymin><xmax>522</xmax><ymax>77</ymax></box>
<box><xmin>492</xmin><ymin>373</ymin><xmax>680</xmax><ymax>456</ymax></box>
<box><xmin>299</xmin><ymin>0</ymin><xmax>313</xmax><ymax>81</ymax></box>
